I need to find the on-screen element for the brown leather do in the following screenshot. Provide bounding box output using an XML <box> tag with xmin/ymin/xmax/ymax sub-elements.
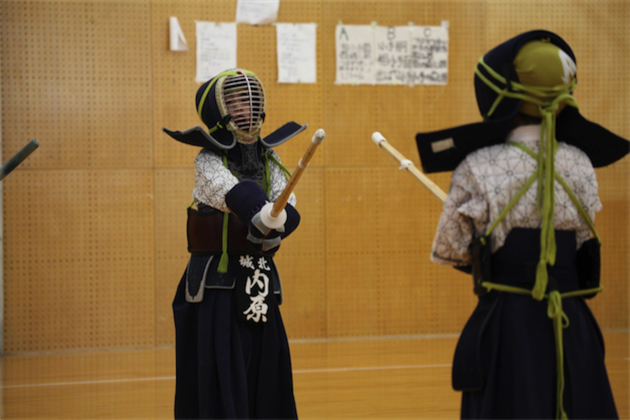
<box><xmin>187</xmin><ymin>207</ymin><xmax>251</xmax><ymax>255</ymax></box>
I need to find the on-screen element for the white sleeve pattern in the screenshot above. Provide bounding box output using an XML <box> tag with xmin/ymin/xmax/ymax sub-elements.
<box><xmin>267</xmin><ymin>149</ymin><xmax>297</xmax><ymax>207</ymax></box>
<box><xmin>192</xmin><ymin>148</ymin><xmax>297</xmax><ymax>212</ymax></box>
<box><xmin>192</xmin><ymin>149</ymin><xmax>239</xmax><ymax>212</ymax></box>
<box><xmin>431</xmin><ymin>160</ymin><xmax>485</xmax><ymax>266</ymax></box>
<box><xmin>430</xmin><ymin>131</ymin><xmax>601</xmax><ymax>267</ymax></box>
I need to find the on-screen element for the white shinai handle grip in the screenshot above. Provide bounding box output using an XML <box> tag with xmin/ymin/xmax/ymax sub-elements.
<box><xmin>261</xmin><ymin>128</ymin><xmax>326</xmax><ymax>228</ymax></box>
<box><xmin>259</xmin><ymin>202</ymin><xmax>287</xmax><ymax>230</ymax></box>
<box><xmin>372</xmin><ymin>131</ymin><xmax>447</xmax><ymax>202</ymax></box>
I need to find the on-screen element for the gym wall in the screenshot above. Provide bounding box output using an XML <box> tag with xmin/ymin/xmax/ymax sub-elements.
<box><xmin>1</xmin><ymin>0</ymin><xmax>628</xmax><ymax>353</ymax></box>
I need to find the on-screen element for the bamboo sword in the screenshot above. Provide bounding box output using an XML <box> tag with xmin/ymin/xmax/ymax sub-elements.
<box><xmin>372</xmin><ymin>131</ymin><xmax>447</xmax><ymax>202</ymax></box>
<box><xmin>258</xmin><ymin>128</ymin><xmax>326</xmax><ymax>229</ymax></box>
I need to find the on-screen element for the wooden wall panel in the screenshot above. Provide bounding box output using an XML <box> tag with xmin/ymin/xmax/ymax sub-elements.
<box><xmin>152</xmin><ymin>0</ymin><xmax>236</xmax><ymax>169</ymax></box>
<box><xmin>274</xmin><ymin>168</ymin><xmax>327</xmax><ymax>339</ymax></box>
<box><xmin>590</xmin><ymin>163</ymin><xmax>630</xmax><ymax>329</ymax></box>
<box><xmin>3</xmin><ymin>170</ymin><xmax>155</xmax><ymax>352</ymax></box>
<box><xmin>1</xmin><ymin>0</ymin><xmax>628</xmax><ymax>353</ymax></box>
<box><xmin>321</xmin><ymin>0</ymin><xmax>486</xmax><ymax>171</ymax></box>
<box><xmin>153</xmin><ymin>169</ymin><xmax>192</xmax><ymax>345</ymax></box>
<box><xmin>1</xmin><ymin>1</ymin><xmax>153</xmax><ymax>170</ymax></box>
<box><xmin>324</xmin><ymin>166</ymin><xmax>475</xmax><ymax>337</ymax></box>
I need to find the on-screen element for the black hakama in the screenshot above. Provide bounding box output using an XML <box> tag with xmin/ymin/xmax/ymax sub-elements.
<box><xmin>454</xmin><ymin>229</ymin><xmax>617</xmax><ymax>419</ymax></box>
<box><xmin>173</xmin><ymin>271</ymin><xmax>298</xmax><ymax>419</ymax></box>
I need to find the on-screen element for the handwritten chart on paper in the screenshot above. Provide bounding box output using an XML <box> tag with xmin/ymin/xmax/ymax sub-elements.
<box><xmin>335</xmin><ymin>25</ymin><xmax>375</xmax><ymax>84</ymax></box>
<box><xmin>276</xmin><ymin>23</ymin><xmax>317</xmax><ymax>84</ymax></box>
<box><xmin>335</xmin><ymin>24</ymin><xmax>449</xmax><ymax>86</ymax></box>
<box><xmin>195</xmin><ymin>22</ymin><xmax>237</xmax><ymax>83</ymax></box>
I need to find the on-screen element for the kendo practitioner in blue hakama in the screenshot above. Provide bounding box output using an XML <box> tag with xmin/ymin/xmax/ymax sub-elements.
<box><xmin>164</xmin><ymin>69</ymin><xmax>306</xmax><ymax>419</ymax></box>
<box><xmin>416</xmin><ymin>30</ymin><xmax>629</xmax><ymax>419</ymax></box>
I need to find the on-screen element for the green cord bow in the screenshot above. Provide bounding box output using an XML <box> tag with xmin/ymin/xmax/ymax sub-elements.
<box><xmin>475</xmin><ymin>57</ymin><xmax>579</xmax><ymax>301</ymax></box>
<box><xmin>474</xmin><ymin>56</ymin><xmax>588</xmax><ymax>420</ymax></box>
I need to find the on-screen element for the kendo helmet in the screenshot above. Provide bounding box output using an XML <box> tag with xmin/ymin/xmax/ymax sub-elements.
<box><xmin>163</xmin><ymin>69</ymin><xmax>307</xmax><ymax>151</ymax></box>
<box><xmin>196</xmin><ymin>69</ymin><xmax>266</xmax><ymax>148</ymax></box>
<box><xmin>416</xmin><ymin>29</ymin><xmax>629</xmax><ymax>173</ymax></box>
<box><xmin>472</xmin><ymin>30</ymin><xmax>577</xmax><ymax>122</ymax></box>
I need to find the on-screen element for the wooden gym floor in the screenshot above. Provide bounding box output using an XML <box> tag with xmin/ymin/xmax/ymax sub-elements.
<box><xmin>1</xmin><ymin>331</ymin><xmax>628</xmax><ymax>419</ymax></box>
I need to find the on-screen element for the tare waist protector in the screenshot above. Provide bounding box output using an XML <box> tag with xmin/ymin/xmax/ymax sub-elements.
<box><xmin>187</xmin><ymin>207</ymin><xmax>250</xmax><ymax>255</ymax></box>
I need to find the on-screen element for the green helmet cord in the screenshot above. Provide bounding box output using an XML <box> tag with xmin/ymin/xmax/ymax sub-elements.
<box><xmin>474</xmin><ymin>55</ymin><xmax>602</xmax><ymax>420</ymax></box>
<box><xmin>475</xmin><ymin>56</ymin><xmax>579</xmax><ymax>301</ymax></box>
<box><xmin>483</xmin><ymin>140</ymin><xmax>602</xmax><ymax>420</ymax></box>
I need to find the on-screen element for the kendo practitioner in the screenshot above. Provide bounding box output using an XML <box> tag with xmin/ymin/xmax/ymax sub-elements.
<box><xmin>415</xmin><ymin>30</ymin><xmax>629</xmax><ymax>419</ymax></box>
<box><xmin>164</xmin><ymin>69</ymin><xmax>306</xmax><ymax>419</ymax></box>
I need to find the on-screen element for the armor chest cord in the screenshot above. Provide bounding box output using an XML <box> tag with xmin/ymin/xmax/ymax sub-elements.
<box><xmin>216</xmin><ymin>152</ymin><xmax>291</xmax><ymax>273</ymax></box>
<box><xmin>478</xmin><ymin>140</ymin><xmax>601</xmax><ymax>420</ymax></box>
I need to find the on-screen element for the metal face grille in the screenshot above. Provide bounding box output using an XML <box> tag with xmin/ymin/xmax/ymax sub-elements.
<box><xmin>223</xmin><ymin>73</ymin><xmax>265</xmax><ymax>135</ymax></box>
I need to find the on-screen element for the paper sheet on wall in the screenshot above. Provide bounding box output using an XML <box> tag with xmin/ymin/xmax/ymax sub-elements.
<box><xmin>276</xmin><ymin>23</ymin><xmax>317</xmax><ymax>83</ymax></box>
<box><xmin>336</xmin><ymin>23</ymin><xmax>449</xmax><ymax>86</ymax></box>
<box><xmin>335</xmin><ymin>25</ymin><xmax>375</xmax><ymax>85</ymax></box>
<box><xmin>236</xmin><ymin>0</ymin><xmax>280</xmax><ymax>25</ymax></box>
<box><xmin>408</xmin><ymin>25</ymin><xmax>449</xmax><ymax>85</ymax></box>
<box><xmin>195</xmin><ymin>22</ymin><xmax>237</xmax><ymax>83</ymax></box>
<box><xmin>169</xmin><ymin>17</ymin><xmax>188</xmax><ymax>51</ymax></box>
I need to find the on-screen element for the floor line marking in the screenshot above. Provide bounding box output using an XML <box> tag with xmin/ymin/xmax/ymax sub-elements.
<box><xmin>293</xmin><ymin>364</ymin><xmax>451</xmax><ymax>374</ymax></box>
<box><xmin>2</xmin><ymin>376</ymin><xmax>176</xmax><ymax>389</ymax></box>
<box><xmin>1</xmin><ymin>364</ymin><xmax>451</xmax><ymax>389</ymax></box>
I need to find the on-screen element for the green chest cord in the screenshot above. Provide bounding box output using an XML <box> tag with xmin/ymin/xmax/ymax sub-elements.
<box><xmin>216</xmin><ymin>153</ymin><xmax>231</xmax><ymax>273</ymax></box>
<box><xmin>481</xmin><ymin>138</ymin><xmax>601</xmax><ymax>420</ymax></box>
<box><xmin>475</xmin><ymin>56</ymin><xmax>602</xmax><ymax>419</ymax></box>
<box><xmin>216</xmin><ymin>151</ymin><xmax>290</xmax><ymax>273</ymax></box>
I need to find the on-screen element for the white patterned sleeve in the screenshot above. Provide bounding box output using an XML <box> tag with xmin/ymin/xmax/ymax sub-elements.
<box><xmin>577</xmin><ymin>162</ymin><xmax>602</xmax><ymax>246</ymax></box>
<box><xmin>268</xmin><ymin>150</ymin><xmax>297</xmax><ymax>207</ymax></box>
<box><xmin>192</xmin><ymin>149</ymin><xmax>239</xmax><ymax>212</ymax></box>
<box><xmin>559</xmin><ymin>145</ymin><xmax>603</xmax><ymax>246</ymax></box>
<box><xmin>431</xmin><ymin>160</ymin><xmax>487</xmax><ymax>266</ymax></box>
